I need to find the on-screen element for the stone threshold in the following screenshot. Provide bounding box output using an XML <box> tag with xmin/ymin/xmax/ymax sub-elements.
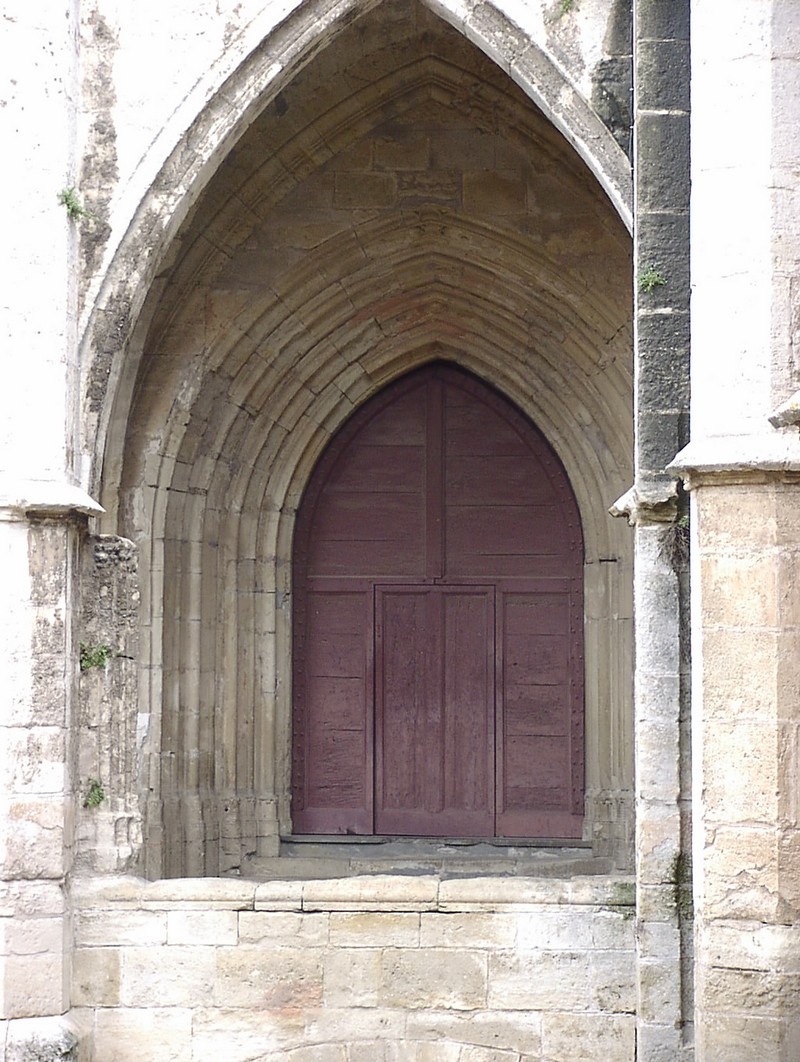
<box><xmin>238</xmin><ymin>836</ymin><xmax>609</xmax><ymax>882</ymax></box>
<box><xmin>71</xmin><ymin>872</ymin><xmax>635</xmax><ymax>914</ymax></box>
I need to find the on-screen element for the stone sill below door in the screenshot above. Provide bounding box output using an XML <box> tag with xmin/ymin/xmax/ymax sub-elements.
<box><xmin>71</xmin><ymin>871</ymin><xmax>636</xmax><ymax>914</ymax></box>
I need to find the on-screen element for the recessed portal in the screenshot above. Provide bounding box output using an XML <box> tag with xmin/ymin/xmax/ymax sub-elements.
<box><xmin>292</xmin><ymin>364</ymin><xmax>584</xmax><ymax>838</ymax></box>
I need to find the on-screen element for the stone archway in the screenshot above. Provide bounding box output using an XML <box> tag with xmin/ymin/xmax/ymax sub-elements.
<box><xmin>95</xmin><ymin>0</ymin><xmax>632</xmax><ymax>877</ymax></box>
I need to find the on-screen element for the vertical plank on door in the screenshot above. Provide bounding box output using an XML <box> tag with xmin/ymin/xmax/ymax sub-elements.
<box><xmin>375</xmin><ymin>585</ymin><xmax>494</xmax><ymax>836</ymax></box>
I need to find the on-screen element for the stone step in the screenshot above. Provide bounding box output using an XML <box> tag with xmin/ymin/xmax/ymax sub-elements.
<box><xmin>239</xmin><ymin>840</ymin><xmax>614</xmax><ymax>881</ymax></box>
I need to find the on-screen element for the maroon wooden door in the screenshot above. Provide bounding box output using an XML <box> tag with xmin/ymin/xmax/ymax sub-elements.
<box><xmin>292</xmin><ymin>364</ymin><xmax>584</xmax><ymax>838</ymax></box>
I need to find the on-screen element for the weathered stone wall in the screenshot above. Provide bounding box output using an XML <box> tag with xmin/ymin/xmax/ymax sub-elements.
<box><xmin>70</xmin><ymin>874</ymin><xmax>636</xmax><ymax>1061</ymax></box>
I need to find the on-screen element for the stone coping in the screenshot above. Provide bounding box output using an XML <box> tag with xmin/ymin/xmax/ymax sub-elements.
<box><xmin>71</xmin><ymin>874</ymin><xmax>635</xmax><ymax>913</ymax></box>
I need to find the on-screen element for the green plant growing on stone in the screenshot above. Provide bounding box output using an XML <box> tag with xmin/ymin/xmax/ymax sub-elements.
<box><xmin>639</xmin><ymin>266</ymin><xmax>668</xmax><ymax>294</ymax></box>
<box><xmin>662</xmin><ymin>511</ymin><xmax>690</xmax><ymax>571</ymax></box>
<box><xmin>58</xmin><ymin>186</ymin><xmax>95</xmax><ymax>222</ymax></box>
<box><xmin>80</xmin><ymin>642</ymin><xmax>114</xmax><ymax>671</ymax></box>
<box><xmin>550</xmin><ymin>0</ymin><xmax>576</xmax><ymax>16</ymax></box>
<box><xmin>83</xmin><ymin>778</ymin><xmax>105</xmax><ymax>809</ymax></box>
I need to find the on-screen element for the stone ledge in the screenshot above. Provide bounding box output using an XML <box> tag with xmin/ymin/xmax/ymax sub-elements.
<box><xmin>0</xmin><ymin>478</ymin><xmax>103</xmax><ymax>518</ymax></box>
<box><xmin>70</xmin><ymin>874</ymin><xmax>635</xmax><ymax>915</ymax></box>
<box><xmin>669</xmin><ymin>434</ymin><xmax>800</xmax><ymax>484</ymax></box>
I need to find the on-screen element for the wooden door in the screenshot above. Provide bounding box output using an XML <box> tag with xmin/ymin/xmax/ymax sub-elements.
<box><xmin>292</xmin><ymin>364</ymin><xmax>584</xmax><ymax>838</ymax></box>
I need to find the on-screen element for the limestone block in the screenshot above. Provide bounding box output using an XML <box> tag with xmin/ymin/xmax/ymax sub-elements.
<box><xmin>120</xmin><ymin>946</ymin><xmax>215</xmax><ymax>1007</ymax></box>
<box><xmin>140</xmin><ymin>877</ymin><xmax>256</xmax><ymax>909</ymax></box>
<box><xmin>347</xmin><ymin>1042</ymin><xmax>388</xmax><ymax>1062</ymax></box>
<box><xmin>458</xmin><ymin>1047</ymin><xmax>520</xmax><ymax>1062</ymax></box>
<box><xmin>215</xmin><ymin>945</ymin><xmax>323</xmax><ymax>1009</ymax></box>
<box><xmin>281</xmin><ymin>1046</ymin><xmax>346</xmax><ymax>1062</ymax></box>
<box><xmin>239</xmin><ymin>911</ymin><xmax>330</xmax><ymax>947</ymax></box>
<box><xmin>697</xmin><ymin>485</ymin><xmax>777</xmax><ymax>550</ymax></box>
<box><xmin>396</xmin><ymin>171</ymin><xmax>460</xmax><ymax>206</ymax></box>
<box><xmin>635</xmin><ymin>721</ymin><xmax>680</xmax><ymax>804</ymax></box>
<box><xmin>779</xmin><ymin>827</ymin><xmax>800</xmax><ymax>914</ymax></box>
<box><xmin>702</xmin><ymin>966</ymin><xmax>800</xmax><ymax>1017</ymax></box>
<box><xmin>419</xmin><ymin>913</ymin><xmax>514</xmax><ymax>950</ymax></box>
<box><xmin>1</xmin><ymin>798</ymin><xmax>65</xmax><ymax>879</ymax></box>
<box><xmin>633</xmin><ymin>672</ymin><xmax>681</xmax><ymax>725</ymax></box>
<box><xmin>515</xmin><ymin>909</ymin><xmax>593</xmax><ymax>951</ymax></box>
<box><xmin>637</xmin><ymin>883</ymin><xmax>677</xmax><ymax>923</ymax></box>
<box><xmin>429</xmin><ymin>130</ymin><xmax>496</xmax><ymax>171</ymax></box>
<box><xmin>191</xmin><ymin>1006</ymin><xmax>307</xmax><ymax>1061</ymax></box>
<box><xmin>636</xmin><ymin>813</ymin><xmax>680</xmax><ymax>884</ymax></box>
<box><xmin>72</xmin><ymin>946</ymin><xmax>120</xmax><ymax>1007</ymax></box>
<box><xmin>335</xmin><ymin>139</ymin><xmax>373</xmax><ymax>171</ymax></box>
<box><xmin>700</xmin><ymin>920</ymin><xmax>800</xmax><ymax>973</ymax></box>
<box><xmin>701</xmin><ymin>552</ymin><xmax>779</xmax><ymax>629</ymax></box>
<box><xmin>405</xmin><ymin>1009</ymin><xmax>543</xmax><ymax>1056</ymax></box>
<box><xmin>167</xmin><ymin>909</ymin><xmax>238</xmax><ymax>945</ymax></box>
<box><xmin>254</xmin><ymin>880</ymin><xmax>303</xmax><ymax>911</ymax></box>
<box><xmin>70</xmin><ymin>875</ymin><xmax>144</xmax><ymax>907</ymax></box>
<box><xmin>701</xmin><ymin>628</ymin><xmax>780</xmax><ymax>722</ymax></box>
<box><xmin>570</xmin><ymin>877</ymin><xmax>635</xmax><ymax>907</ymax></box>
<box><xmin>540</xmin><ymin>1012</ymin><xmax>635</xmax><ymax>1062</ymax></box>
<box><xmin>333</xmin><ymin>173</ymin><xmax>396</xmax><ymax>209</ymax></box>
<box><xmin>93</xmin><ymin>1007</ymin><xmax>192</xmax><ymax>1062</ymax></box>
<box><xmin>695</xmin><ymin>1013</ymin><xmax>785</xmax><ymax>1062</ymax></box>
<box><xmin>330</xmin><ymin>912</ymin><xmax>419</xmax><ymax>948</ymax></box>
<box><xmin>2</xmin><ymin>726</ymin><xmax>65</xmax><ymax>795</ymax></box>
<box><xmin>74</xmin><ymin>909</ymin><xmax>166</xmax><ymax>947</ymax></box>
<box><xmin>323</xmin><ymin>948</ymin><xmax>382</xmax><ymax>1008</ymax></box>
<box><xmin>0</xmin><ymin>880</ymin><xmax>66</xmax><ymax>919</ymax></box>
<box><xmin>380</xmin><ymin>949</ymin><xmax>487</xmax><ymax>1010</ymax></box>
<box><xmin>374</xmin><ymin>134</ymin><xmax>430</xmax><ymax>171</ymax></box>
<box><xmin>591</xmin><ymin>949</ymin><xmax>637</xmax><ymax>1013</ymax></box>
<box><xmin>703</xmin><ymin>826</ymin><xmax>781</xmax><ymax>921</ymax></box>
<box><xmin>303</xmin><ymin>1007</ymin><xmax>406</xmax><ymax>1046</ymax></box>
<box><xmin>391</xmin><ymin>1044</ymin><xmax>460</xmax><ymax>1062</ymax></box>
<box><xmin>303</xmin><ymin>875</ymin><xmax>438</xmax><ymax>912</ymax></box>
<box><xmin>463</xmin><ymin>171</ymin><xmax>526</xmax><ymax>214</ymax></box>
<box><xmin>2</xmin><ymin>951</ymin><xmax>65</xmax><ymax>1019</ymax></box>
<box><xmin>636</xmin><ymin>958</ymin><xmax>681</xmax><ymax>1023</ymax></box>
<box><xmin>2</xmin><ymin>915</ymin><xmax>63</xmax><ymax>956</ymax></box>
<box><xmin>487</xmin><ymin>951</ymin><xmax>592</xmax><ymax>1011</ymax></box>
<box><xmin>437</xmin><ymin>877</ymin><xmax>568</xmax><ymax>910</ymax></box>
<box><xmin>705</xmin><ymin>718</ymin><xmax>780</xmax><ymax>824</ymax></box>
<box><xmin>636</xmin><ymin>918</ymin><xmax>680</xmax><ymax>962</ymax></box>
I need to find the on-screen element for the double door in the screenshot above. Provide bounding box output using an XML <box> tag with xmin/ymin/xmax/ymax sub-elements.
<box><xmin>292</xmin><ymin>365</ymin><xmax>584</xmax><ymax>838</ymax></box>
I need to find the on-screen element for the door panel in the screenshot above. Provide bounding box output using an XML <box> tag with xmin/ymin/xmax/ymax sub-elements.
<box><xmin>375</xmin><ymin>585</ymin><xmax>494</xmax><ymax>836</ymax></box>
<box><xmin>292</xmin><ymin>585</ymin><xmax>373</xmax><ymax>834</ymax></box>
<box><xmin>496</xmin><ymin>588</ymin><xmax>583</xmax><ymax>838</ymax></box>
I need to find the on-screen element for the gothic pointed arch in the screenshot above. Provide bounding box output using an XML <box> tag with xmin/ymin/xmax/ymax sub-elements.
<box><xmin>94</xmin><ymin>0</ymin><xmax>633</xmax><ymax>876</ymax></box>
<box><xmin>83</xmin><ymin>0</ymin><xmax>632</xmax><ymax>515</ymax></box>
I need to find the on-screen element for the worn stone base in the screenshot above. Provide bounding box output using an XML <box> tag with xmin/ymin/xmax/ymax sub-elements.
<box><xmin>70</xmin><ymin>873</ymin><xmax>636</xmax><ymax>1061</ymax></box>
